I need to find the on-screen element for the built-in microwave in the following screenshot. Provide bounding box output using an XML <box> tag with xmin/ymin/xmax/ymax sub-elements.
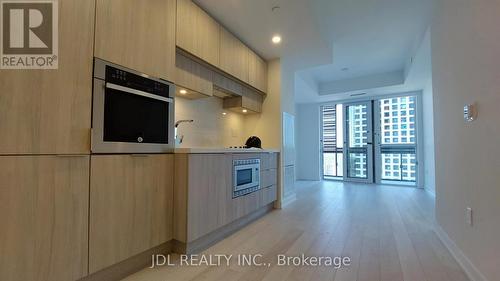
<box><xmin>233</xmin><ymin>158</ymin><xmax>261</xmax><ymax>198</ymax></box>
<box><xmin>91</xmin><ymin>58</ymin><xmax>175</xmax><ymax>153</ymax></box>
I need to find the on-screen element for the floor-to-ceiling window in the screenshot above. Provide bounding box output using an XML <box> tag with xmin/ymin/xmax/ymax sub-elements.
<box><xmin>321</xmin><ymin>94</ymin><xmax>420</xmax><ymax>186</ymax></box>
<box><xmin>321</xmin><ymin>104</ymin><xmax>343</xmax><ymax>179</ymax></box>
<box><xmin>376</xmin><ymin>96</ymin><xmax>418</xmax><ymax>183</ymax></box>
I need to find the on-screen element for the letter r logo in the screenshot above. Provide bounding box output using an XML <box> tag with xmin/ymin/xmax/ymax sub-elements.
<box><xmin>2</xmin><ymin>1</ymin><xmax>54</xmax><ymax>54</ymax></box>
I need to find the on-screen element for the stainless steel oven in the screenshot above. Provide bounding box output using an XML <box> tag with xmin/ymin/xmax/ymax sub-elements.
<box><xmin>91</xmin><ymin>58</ymin><xmax>175</xmax><ymax>153</ymax></box>
<box><xmin>233</xmin><ymin>158</ymin><xmax>260</xmax><ymax>198</ymax></box>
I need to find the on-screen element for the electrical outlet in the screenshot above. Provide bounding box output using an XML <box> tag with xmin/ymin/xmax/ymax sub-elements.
<box><xmin>466</xmin><ymin>207</ymin><xmax>473</xmax><ymax>226</ymax></box>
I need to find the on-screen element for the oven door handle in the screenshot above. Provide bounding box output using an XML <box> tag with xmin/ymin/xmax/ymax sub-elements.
<box><xmin>105</xmin><ymin>82</ymin><xmax>174</xmax><ymax>103</ymax></box>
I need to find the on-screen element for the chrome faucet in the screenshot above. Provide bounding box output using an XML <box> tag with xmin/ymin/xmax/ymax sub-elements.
<box><xmin>174</xmin><ymin>119</ymin><xmax>194</xmax><ymax>144</ymax></box>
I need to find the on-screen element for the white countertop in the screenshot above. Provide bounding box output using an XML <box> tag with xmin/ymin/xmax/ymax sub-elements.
<box><xmin>174</xmin><ymin>147</ymin><xmax>280</xmax><ymax>154</ymax></box>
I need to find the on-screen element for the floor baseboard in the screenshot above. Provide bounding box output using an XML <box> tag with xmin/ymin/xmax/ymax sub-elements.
<box><xmin>434</xmin><ymin>224</ymin><xmax>487</xmax><ymax>281</ymax></box>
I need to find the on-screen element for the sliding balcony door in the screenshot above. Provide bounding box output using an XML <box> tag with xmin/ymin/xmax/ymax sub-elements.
<box><xmin>343</xmin><ymin>101</ymin><xmax>374</xmax><ymax>183</ymax></box>
<box><xmin>321</xmin><ymin>94</ymin><xmax>420</xmax><ymax>186</ymax></box>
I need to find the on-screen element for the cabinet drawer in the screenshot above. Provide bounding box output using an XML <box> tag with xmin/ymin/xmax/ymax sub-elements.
<box><xmin>262</xmin><ymin>169</ymin><xmax>277</xmax><ymax>188</ymax></box>
<box><xmin>261</xmin><ymin>185</ymin><xmax>277</xmax><ymax>206</ymax></box>
<box><xmin>261</xmin><ymin>153</ymin><xmax>278</xmax><ymax>170</ymax></box>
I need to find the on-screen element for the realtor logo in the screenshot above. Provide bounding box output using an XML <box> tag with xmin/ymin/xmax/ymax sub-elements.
<box><xmin>1</xmin><ymin>0</ymin><xmax>58</xmax><ymax>69</ymax></box>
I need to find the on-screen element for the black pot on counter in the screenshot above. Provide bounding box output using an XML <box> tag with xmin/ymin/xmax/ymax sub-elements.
<box><xmin>245</xmin><ymin>136</ymin><xmax>262</xmax><ymax>149</ymax></box>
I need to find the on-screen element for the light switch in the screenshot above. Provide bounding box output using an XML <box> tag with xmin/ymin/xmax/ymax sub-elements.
<box><xmin>464</xmin><ymin>104</ymin><xmax>477</xmax><ymax>122</ymax></box>
<box><xmin>466</xmin><ymin>207</ymin><xmax>473</xmax><ymax>226</ymax></box>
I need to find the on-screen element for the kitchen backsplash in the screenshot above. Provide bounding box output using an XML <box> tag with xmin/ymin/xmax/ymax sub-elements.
<box><xmin>175</xmin><ymin>96</ymin><xmax>247</xmax><ymax>148</ymax></box>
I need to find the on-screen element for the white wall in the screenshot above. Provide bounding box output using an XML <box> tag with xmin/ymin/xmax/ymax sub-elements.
<box><xmin>405</xmin><ymin>28</ymin><xmax>436</xmax><ymax>193</ymax></box>
<box><xmin>245</xmin><ymin>59</ymin><xmax>282</xmax><ymax>149</ymax></box>
<box><xmin>432</xmin><ymin>0</ymin><xmax>500</xmax><ymax>280</ymax></box>
<box><xmin>422</xmin><ymin>81</ymin><xmax>435</xmax><ymax>193</ymax></box>
<box><xmin>175</xmin><ymin>96</ymin><xmax>246</xmax><ymax>148</ymax></box>
<box><xmin>296</xmin><ymin>104</ymin><xmax>321</xmax><ymax>180</ymax></box>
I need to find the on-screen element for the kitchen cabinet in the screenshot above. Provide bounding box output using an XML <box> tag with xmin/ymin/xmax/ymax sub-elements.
<box><xmin>95</xmin><ymin>0</ymin><xmax>176</xmax><ymax>81</ymax></box>
<box><xmin>175</xmin><ymin>52</ymin><xmax>213</xmax><ymax>99</ymax></box>
<box><xmin>262</xmin><ymin>169</ymin><xmax>278</xmax><ymax>188</ymax></box>
<box><xmin>174</xmin><ymin>154</ymin><xmax>232</xmax><ymax>242</ymax></box>
<box><xmin>176</xmin><ymin>0</ymin><xmax>220</xmax><ymax>67</ymax></box>
<box><xmin>261</xmin><ymin>185</ymin><xmax>278</xmax><ymax>206</ymax></box>
<box><xmin>89</xmin><ymin>154</ymin><xmax>174</xmax><ymax>273</ymax></box>
<box><xmin>0</xmin><ymin>155</ymin><xmax>89</xmax><ymax>281</ymax></box>
<box><xmin>212</xmin><ymin>71</ymin><xmax>244</xmax><ymax>97</ymax></box>
<box><xmin>219</xmin><ymin>27</ymin><xmax>249</xmax><ymax>83</ymax></box>
<box><xmin>248</xmin><ymin>49</ymin><xmax>268</xmax><ymax>93</ymax></box>
<box><xmin>0</xmin><ymin>0</ymin><xmax>94</xmax><ymax>154</ymax></box>
<box><xmin>174</xmin><ymin>152</ymin><xmax>279</xmax><ymax>244</ymax></box>
<box><xmin>262</xmin><ymin>152</ymin><xmax>279</xmax><ymax>170</ymax></box>
<box><xmin>223</xmin><ymin>88</ymin><xmax>264</xmax><ymax>113</ymax></box>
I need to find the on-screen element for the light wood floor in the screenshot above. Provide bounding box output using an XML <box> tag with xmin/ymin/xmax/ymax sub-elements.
<box><xmin>122</xmin><ymin>181</ymin><xmax>470</xmax><ymax>281</ymax></box>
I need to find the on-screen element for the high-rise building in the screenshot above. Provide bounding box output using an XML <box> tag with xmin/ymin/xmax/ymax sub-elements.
<box><xmin>380</xmin><ymin>96</ymin><xmax>417</xmax><ymax>182</ymax></box>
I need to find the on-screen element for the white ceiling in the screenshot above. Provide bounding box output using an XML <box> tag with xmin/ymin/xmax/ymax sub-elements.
<box><xmin>195</xmin><ymin>0</ymin><xmax>433</xmax><ymax>103</ymax></box>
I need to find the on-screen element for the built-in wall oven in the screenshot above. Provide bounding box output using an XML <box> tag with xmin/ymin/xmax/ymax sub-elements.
<box><xmin>233</xmin><ymin>158</ymin><xmax>261</xmax><ymax>198</ymax></box>
<box><xmin>91</xmin><ymin>58</ymin><xmax>175</xmax><ymax>153</ymax></box>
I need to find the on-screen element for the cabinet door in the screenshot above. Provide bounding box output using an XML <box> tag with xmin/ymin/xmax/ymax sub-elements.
<box><xmin>219</xmin><ymin>27</ymin><xmax>249</xmax><ymax>83</ymax></box>
<box><xmin>248</xmin><ymin>50</ymin><xmax>268</xmax><ymax>93</ymax></box>
<box><xmin>89</xmin><ymin>154</ymin><xmax>174</xmax><ymax>273</ymax></box>
<box><xmin>186</xmin><ymin>154</ymin><xmax>232</xmax><ymax>242</ymax></box>
<box><xmin>0</xmin><ymin>156</ymin><xmax>89</xmax><ymax>281</ymax></box>
<box><xmin>176</xmin><ymin>0</ymin><xmax>220</xmax><ymax>67</ymax></box>
<box><xmin>0</xmin><ymin>0</ymin><xmax>94</xmax><ymax>154</ymax></box>
<box><xmin>95</xmin><ymin>0</ymin><xmax>176</xmax><ymax>81</ymax></box>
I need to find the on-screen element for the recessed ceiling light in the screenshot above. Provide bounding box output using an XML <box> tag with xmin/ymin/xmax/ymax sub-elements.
<box><xmin>222</xmin><ymin>112</ymin><xmax>227</xmax><ymax>116</ymax></box>
<box><xmin>272</xmin><ymin>35</ymin><xmax>282</xmax><ymax>44</ymax></box>
<box><xmin>242</xmin><ymin>109</ymin><xmax>248</xmax><ymax>113</ymax></box>
<box><xmin>179</xmin><ymin>89</ymin><xmax>187</xmax><ymax>94</ymax></box>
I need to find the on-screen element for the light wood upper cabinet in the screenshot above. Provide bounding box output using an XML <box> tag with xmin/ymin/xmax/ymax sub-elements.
<box><xmin>175</xmin><ymin>52</ymin><xmax>213</xmax><ymax>98</ymax></box>
<box><xmin>0</xmin><ymin>156</ymin><xmax>89</xmax><ymax>281</ymax></box>
<box><xmin>248</xmin><ymin>50</ymin><xmax>268</xmax><ymax>93</ymax></box>
<box><xmin>176</xmin><ymin>0</ymin><xmax>220</xmax><ymax>67</ymax></box>
<box><xmin>223</xmin><ymin>87</ymin><xmax>264</xmax><ymax>113</ymax></box>
<box><xmin>0</xmin><ymin>0</ymin><xmax>94</xmax><ymax>154</ymax></box>
<box><xmin>95</xmin><ymin>0</ymin><xmax>176</xmax><ymax>81</ymax></box>
<box><xmin>89</xmin><ymin>154</ymin><xmax>174</xmax><ymax>273</ymax></box>
<box><xmin>219</xmin><ymin>27</ymin><xmax>249</xmax><ymax>83</ymax></box>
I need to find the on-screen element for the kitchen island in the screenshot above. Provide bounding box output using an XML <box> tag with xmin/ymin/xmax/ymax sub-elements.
<box><xmin>173</xmin><ymin>149</ymin><xmax>280</xmax><ymax>254</ymax></box>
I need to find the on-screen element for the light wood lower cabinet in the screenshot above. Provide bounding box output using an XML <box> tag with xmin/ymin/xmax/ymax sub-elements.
<box><xmin>0</xmin><ymin>155</ymin><xmax>89</xmax><ymax>281</ymax></box>
<box><xmin>174</xmin><ymin>154</ymin><xmax>232</xmax><ymax>242</ymax></box>
<box><xmin>174</xmin><ymin>153</ymin><xmax>278</xmax><ymax>243</ymax></box>
<box><xmin>95</xmin><ymin>0</ymin><xmax>176</xmax><ymax>81</ymax></box>
<box><xmin>89</xmin><ymin>154</ymin><xmax>174</xmax><ymax>273</ymax></box>
<box><xmin>262</xmin><ymin>169</ymin><xmax>278</xmax><ymax>188</ymax></box>
<box><xmin>261</xmin><ymin>185</ymin><xmax>277</xmax><ymax>206</ymax></box>
<box><xmin>0</xmin><ymin>0</ymin><xmax>94</xmax><ymax>154</ymax></box>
